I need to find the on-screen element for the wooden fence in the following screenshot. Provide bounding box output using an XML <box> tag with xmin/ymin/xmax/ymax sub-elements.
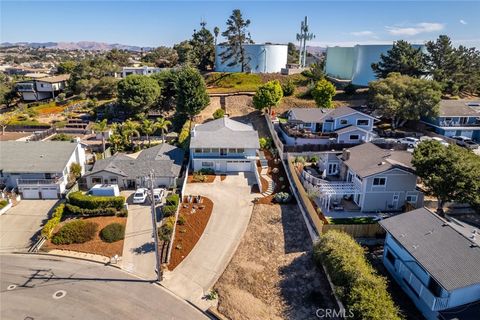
<box><xmin>318</xmin><ymin>223</ymin><xmax>385</xmax><ymax>238</ymax></box>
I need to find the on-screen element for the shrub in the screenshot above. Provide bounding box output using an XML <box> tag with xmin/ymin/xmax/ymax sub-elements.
<box><xmin>68</xmin><ymin>191</ymin><xmax>125</xmax><ymax>210</ymax></box>
<box><xmin>309</xmin><ymin>155</ymin><xmax>319</xmax><ymax>164</ymax></box>
<box><xmin>344</xmin><ymin>83</ymin><xmax>357</xmax><ymax>95</ymax></box>
<box><xmin>314</xmin><ymin>231</ymin><xmax>401</xmax><ymax>320</ymax></box>
<box><xmin>166</xmin><ymin>194</ymin><xmax>180</xmax><ymax>206</ymax></box>
<box><xmin>51</xmin><ymin>220</ymin><xmax>98</xmax><ymax>245</ymax></box>
<box><xmin>100</xmin><ymin>223</ymin><xmax>125</xmax><ymax>243</ymax></box>
<box><xmin>177</xmin><ymin>215</ymin><xmax>186</xmax><ymax>225</ymax></box>
<box><xmin>274</xmin><ymin>192</ymin><xmax>291</xmax><ymax>203</ymax></box>
<box><xmin>198</xmin><ymin>168</ymin><xmax>214</xmax><ymax>175</ymax></box>
<box><xmin>69</xmin><ymin>162</ymin><xmax>82</xmax><ymax>180</ymax></box>
<box><xmin>0</xmin><ymin>199</ymin><xmax>8</xmax><ymax>209</ymax></box>
<box><xmin>281</xmin><ymin>79</ymin><xmax>295</xmax><ymax>96</ymax></box>
<box><xmin>162</xmin><ymin>205</ymin><xmax>177</xmax><ymax>217</ymax></box>
<box><xmin>178</xmin><ymin>120</ymin><xmax>191</xmax><ymax>150</ymax></box>
<box><xmin>212</xmin><ymin>108</ymin><xmax>225</xmax><ymax>119</ymax></box>
<box><xmin>64</xmin><ymin>203</ymin><xmax>117</xmax><ymax>216</ymax></box>
<box><xmin>294</xmin><ymin>156</ymin><xmax>306</xmax><ymax>165</ymax></box>
<box><xmin>193</xmin><ymin>172</ymin><xmax>207</xmax><ymax>182</ymax></box>
<box><xmin>259</xmin><ymin>137</ymin><xmax>272</xmax><ymax>149</ymax></box>
<box><xmin>41</xmin><ymin>204</ymin><xmax>65</xmax><ymax>239</ymax></box>
<box><xmin>158</xmin><ymin>216</ymin><xmax>176</xmax><ymax>241</ymax></box>
<box><xmin>116</xmin><ymin>208</ymin><xmax>128</xmax><ymax>217</ymax></box>
<box><xmin>311</xmin><ymin>79</ymin><xmax>336</xmax><ymax>108</ymax></box>
<box><xmin>51</xmin><ymin>133</ymin><xmax>73</xmax><ymax>141</ymax></box>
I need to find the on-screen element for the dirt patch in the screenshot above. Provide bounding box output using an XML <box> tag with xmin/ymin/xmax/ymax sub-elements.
<box><xmin>44</xmin><ymin>216</ymin><xmax>126</xmax><ymax>258</ymax></box>
<box><xmin>256</xmin><ymin>149</ymin><xmax>292</xmax><ymax>205</ymax></box>
<box><xmin>167</xmin><ymin>196</ymin><xmax>213</xmax><ymax>270</ymax></box>
<box><xmin>220</xmin><ymin>174</ymin><xmax>227</xmax><ymax>181</ymax></box>
<box><xmin>187</xmin><ymin>174</ymin><xmax>216</xmax><ymax>183</ymax></box>
<box><xmin>0</xmin><ymin>132</ymin><xmax>31</xmax><ymax>141</ymax></box>
<box><xmin>215</xmin><ymin>204</ymin><xmax>338</xmax><ymax>320</ymax></box>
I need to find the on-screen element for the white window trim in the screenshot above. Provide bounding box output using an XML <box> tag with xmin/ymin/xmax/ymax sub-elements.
<box><xmin>356</xmin><ymin>119</ymin><xmax>370</xmax><ymax>126</ymax></box>
<box><xmin>372</xmin><ymin>176</ymin><xmax>387</xmax><ymax>187</ymax></box>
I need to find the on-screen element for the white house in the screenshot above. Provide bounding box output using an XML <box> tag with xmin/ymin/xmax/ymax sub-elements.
<box><xmin>190</xmin><ymin>117</ymin><xmax>260</xmax><ymax>173</ymax></box>
<box><xmin>380</xmin><ymin>208</ymin><xmax>480</xmax><ymax>320</ymax></box>
<box><xmin>0</xmin><ymin>140</ymin><xmax>86</xmax><ymax>199</ymax></box>
<box><xmin>16</xmin><ymin>74</ymin><xmax>70</xmax><ymax>101</ymax></box>
<box><xmin>117</xmin><ymin>66</ymin><xmax>165</xmax><ymax>78</ymax></box>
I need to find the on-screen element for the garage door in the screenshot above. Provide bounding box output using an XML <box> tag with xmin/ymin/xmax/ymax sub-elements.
<box><xmin>41</xmin><ymin>187</ymin><xmax>59</xmax><ymax>199</ymax></box>
<box><xmin>22</xmin><ymin>188</ymin><xmax>40</xmax><ymax>199</ymax></box>
<box><xmin>226</xmin><ymin>160</ymin><xmax>252</xmax><ymax>172</ymax></box>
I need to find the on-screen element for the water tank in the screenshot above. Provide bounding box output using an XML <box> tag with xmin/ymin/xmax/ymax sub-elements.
<box><xmin>215</xmin><ymin>44</ymin><xmax>288</xmax><ymax>73</ymax></box>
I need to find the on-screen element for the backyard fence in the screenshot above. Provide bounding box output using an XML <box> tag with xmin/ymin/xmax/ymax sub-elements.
<box><xmin>318</xmin><ymin>223</ymin><xmax>385</xmax><ymax>238</ymax></box>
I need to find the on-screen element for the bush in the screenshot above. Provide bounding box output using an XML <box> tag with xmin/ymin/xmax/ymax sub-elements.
<box><xmin>41</xmin><ymin>204</ymin><xmax>65</xmax><ymax>239</ymax></box>
<box><xmin>64</xmin><ymin>203</ymin><xmax>117</xmax><ymax>217</ymax></box>
<box><xmin>281</xmin><ymin>79</ymin><xmax>295</xmax><ymax>96</ymax></box>
<box><xmin>309</xmin><ymin>155</ymin><xmax>319</xmax><ymax>164</ymax></box>
<box><xmin>116</xmin><ymin>208</ymin><xmax>128</xmax><ymax>217</ymax></box>
<box><xmin>314</xmin><ymin>231</ymin><xmax>401</xmax><ymax>320</ymax></box>
<box><xmin>294</xmin><ymin>156</ymin><xmax>306</xmax><ymax>165</ymax></box>
<box><xmin>0</xmin><ymin>199</ymin><xmax>8</xmax><ymax>209</ymax></box>
<box><xmin>51</xmin><ymin>133</ymin><xmax>73</xmax><ymax>141</ymax></box>
<box><xmin>344</xmin><ymin>83</ymin><xmax>357</xmax><ymax>95</ymax></box>
<box><xmin>68</xmin><ymin>191</ymin><xmax>125</xmax><ymax>210</ymax></box>
<box><xmin>162</xmin><ymin>205</ymin><xmax>177</xmax><ymax>217</ymax></box>
<box><xmin>177</xmin><ymin>215</ymin><xmax>186</xmax><ymax>225</ymax></box>
<box><xmin>193</xmin><ymin>172</ymin><xmax>207</xmax><ymax>182</ymax></box>
<box><xmin>274</xmin><ymin>192</ymin><xmax>291</xmax><ymax>203</ymax></box>
<box><xmin>166</xmin><ymin>194</ymin><xmax>180</xmax><ymax>206</ymax></box>
<box><xmin>198</xmin><ymin>168</ymin><xmax>214</xmax><ymax>175</ymax></box>
<box><xmin>311</xmin><ymin>79</ymin><xmax>336</xmax><ymax>108</ymax></box>
<box><xmin>178</xmin><ymin>120</ymin><xmax>191</xmax><ymax>150</ymax></box>
<box><xmin>259</xmin><ymin>137</ymin><xmax>272</xmax><ymax>149</ymax></box>
<box><xmin>100</xmin><ymin>223</ymin><xmax>125</xmax><ymax>243</ymax></box>
<box><xmin>52</xmin><ymin>220</ymin><xmax>98</xmax><ymax>245</ymax></box>
<box><xmin>212</xmin><ymin>108</ymin><xmax>225</xmax><ymax>119</ymax></box>
<box><xmin>158</xmin><ymin>216</ymin><xmax>176</xmax><ymax>241</ymax></box>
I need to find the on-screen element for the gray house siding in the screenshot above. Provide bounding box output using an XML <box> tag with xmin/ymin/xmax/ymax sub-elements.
<box><xmin>333</xmin><ymin>113</ymin><xmax>374</xmax><ymax>131</ymax></box>
<box><xmin>86</xmin><ymin>171</ymin><xmax>174</xmax><ymax>189</ymax></box>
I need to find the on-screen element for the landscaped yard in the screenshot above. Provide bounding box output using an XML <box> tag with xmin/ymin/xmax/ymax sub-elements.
<box><xmin>214</xmin><ymin>204</ymin><xmax>338</xmax><ymax>320</ymax></box>
<box><xmin>205</xmin><ymin>72</ymin><xmax>263</xmax><ymax>93</ymax></box>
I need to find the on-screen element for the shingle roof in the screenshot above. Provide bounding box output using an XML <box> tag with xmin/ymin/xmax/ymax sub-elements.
<box><xmin>289</xmin><ymin>106</ymin><xmax>374</xmax><ymax>123</ymax></box>
<box><xmin>334</xmin><ymin>125</ymin><xmax>370</xmax><ymax>134</ymax></box>
<box><xmin>340</xmin><ymin>143</ymin><xmax>413</xmax><ymax>178</ymax></box>
<box><xmin>38</xmin><ymin>74</ymin><xmax>70</xmax><ymax>83</ymax></box>
<box><xmin>438</xmin><ymin>100</ymin><xmax>480</xmax><ymax>117</ymax></box>
<box><xmin>190</xmin><ymin>117</ymin><xmax>260</xmax><ymax>149</ymax></box>
<box><xmin>85</xmin><ymin>143</ymin><xmax>184</xmax><ymax>178</ymax></box>
<box><xmin>0</xmin><ymin>141</ymin><xmax>79</xmax><ymax>173</ymax></box>
<box><xmin>380</xmin><ymin>208</ymin><xmax>480</xmax><ymax>291</ymax></box>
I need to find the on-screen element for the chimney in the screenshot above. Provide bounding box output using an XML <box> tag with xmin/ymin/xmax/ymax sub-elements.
<box><xmin>343</xmin><ymin>149</ymin><xmax>350</xmax><ymax>161</ymax></box>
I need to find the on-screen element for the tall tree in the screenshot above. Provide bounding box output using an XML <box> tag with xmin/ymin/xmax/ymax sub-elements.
<box><xmin>311</xmin><ymin>79</ymin><xmax>336</xmax><ymax>108</ymax></box>
<box><xmin>174</xmin><ymin>40</ymin><xmax>195</xmax><ymax>66</ymax></box>
<box><xmin>371</xmin><ymin>40</ymin><xmax>426</xmax><ymax>79</ymax></box>
<box><xmin>151</xmin><ymin>70</ymin><xmax>178</xmax><ymax>109</ymax></box>
<box><xmin>56</xmin><ymin>60</ymin><xmax>77</xmax><ymax>74</ymax></box>
<box><xmin>369</xmin><ymin>73</ymin><xmax>442</xmax><ymax>129</ymax></box>
<box><xmin>140</xmin><ymin>118</ymin><xmax>157</xmax><ymax>146</ymax></box>
<box><xmin>190</xmin><ymin>21</ymin><xmax>215</xmax><ymax>71</ymax></box>
<box><xmin>253</xmin><ymin>80</ymin><xmax>283</xmax><ymax>115</ymax></box>
<box><xmin>412</xmin><ymin>141</ymin><xmax>480</xmax><ymax>215</ymax></box>
<box><xmin>425</xmin><ymin>35</ymin><xmax>459</xmax><ymax>94</ymax></box>
<box><xmin>175</xmin><ymin>66</ymin><xmax>210</xmax><ymax>123</ymax></box>
<box><xmin>0</xmin><ymin>112</ymin><xmax>16</xmax><ymax>136</ymax></box>
<box><xmin>287</xmin><ymin>42</ymin><xmax>299</xmax><ymax>64</ymax></box>
<box><xmin>122</xmin><ymin>119</ymin><xmax>140</xmax><ymax>146</ymax></box>
<box><xmin>155</xmin><ymin>117</ymin><xmax>172</xmax><ymax>142</ymax></box>
<box><xmin>220</xmin><ymin>9</ymin><xmax>253</xmax><ymax>72</ymax></box>
<box><xmin>213</xmin><ymin>26</ymin><xmax>220</xmax><ymax>46</ymax></box>
<box><xmin>117</xmin><ymin>74</ymin><xmax>161</xmax><ymax>113</ymax></box>
<box><xmin>91</xmin><ymin>119</ymin><xmax>109</xmax><ymax>157</ymax></box>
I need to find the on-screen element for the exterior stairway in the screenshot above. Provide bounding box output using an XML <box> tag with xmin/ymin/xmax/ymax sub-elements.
<box><xmin>260</xmin><ymin>168</ymin><xmax>275</xmax><ymax>197</ymax></box>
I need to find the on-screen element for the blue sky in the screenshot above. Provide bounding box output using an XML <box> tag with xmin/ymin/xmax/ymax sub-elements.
<box><xmin>1</xmin><ymin>1</ymin><xmax>479</xmax><ymax>48</ymax></box>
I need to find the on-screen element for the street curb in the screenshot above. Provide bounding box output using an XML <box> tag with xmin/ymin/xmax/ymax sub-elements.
<box><xmin>24</xmin><ymin>251</ymin><xmax>122</xmax><ymax>269</ymax></box>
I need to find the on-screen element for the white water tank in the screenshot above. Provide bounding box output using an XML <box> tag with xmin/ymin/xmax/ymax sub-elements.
<box><xmin>215</xmin><ymin>44</ymin><xmax>288</xmax><ymax>73</ymax></box>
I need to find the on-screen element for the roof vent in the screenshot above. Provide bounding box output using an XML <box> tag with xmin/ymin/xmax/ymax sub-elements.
<box><xmin>412</xmin><ymin>245</ymin><xmax>419</xmax><ymax>250</ymax></box>
<box><xmin>378</xmin><ymin>161</ymin><xmax>385</xmax><ymax>166</ymax></box>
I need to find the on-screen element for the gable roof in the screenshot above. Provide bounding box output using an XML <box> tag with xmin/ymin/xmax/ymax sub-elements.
<box><xmin>190</xmin><ymin>117</ymin><xmax>260</xmax><ymax>149</ymax></box>
<box><xmin>289</xmin><ymin>106</ymin><xmax>375</xmax><ymax>123</ymax></box>
<box><xmin>380</xmin><ymin>208</ymin><xmax>480</xmax><ymax>291</ymax></box>
<box><xmin>85</xmin><ymin>143</ymin><xmax>184</xmax><ymax>178</ymax></box>
<box><xmin>334</xmin><ymin>125</ymin><xmax>371</xmax><ymax>135</ymax></box>
<box><xmin>37</xmin><ymin>74</ymin><xmax>70</xmax><ymax>83</ymax></box>
<box><xmin>340</xmin><ymin>143</ymin><xmax>414</xmax><ymax>178</ymax></box>
<box><xmin>0</xmin><ymin>141</ymin><xmax>79</xmax><ymax>173</ymax></box>
<box><xmin>438</xmin><ymin>100</ymin><xmax>480</xmax><ymax>117</ymax></box>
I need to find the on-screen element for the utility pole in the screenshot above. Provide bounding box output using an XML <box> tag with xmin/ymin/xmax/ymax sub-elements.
<box><xmin>148</xmin><ymin>172</ymin><xmax>162</xmax><ymax>282</ymax></box>
<box><xmin>296</xmin><ymin>16</ymin><xmax>315</xmax><ymax>68</ymax></box>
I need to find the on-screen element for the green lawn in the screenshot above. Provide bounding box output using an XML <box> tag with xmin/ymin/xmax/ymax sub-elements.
<box><xmin>327</xmin><ymin>217</ymin><xmax>377</xmax><ymax>225</ymax></box>
<box><xmin>205</xmin><ymin>72</ymin><xmax>263</xmax><ymax>93</ymax></box>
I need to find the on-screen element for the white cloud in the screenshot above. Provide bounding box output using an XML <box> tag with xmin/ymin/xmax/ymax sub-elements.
<box><xmin>386</xmin><ymin>22</ymin><xmax>444</xmax><ymax>36</ymax></box>
<box><xmin>460</xmin><ymin>19</ymin><xmax>467</xmax><ymax>25</ymax></box>
<box><xmin>350</xmin><ymin>31</ymin><xmax>375</xmax><ymax>37</ymax></box>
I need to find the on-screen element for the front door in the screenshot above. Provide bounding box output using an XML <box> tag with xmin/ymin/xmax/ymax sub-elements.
<box><xmin>392</xmin><ymin>193</ymin><xmax>399</xmax><ymax>209</ymax></box>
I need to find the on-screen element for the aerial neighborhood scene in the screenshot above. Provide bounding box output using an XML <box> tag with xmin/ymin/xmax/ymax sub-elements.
<box><xmin>2</xmin><ymin>1</ymin><xmax>480</xmax><ymax>319</ymax></box>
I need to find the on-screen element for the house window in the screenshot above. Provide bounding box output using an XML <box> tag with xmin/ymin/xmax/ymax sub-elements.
<box><xmin>349</xmin><ymin>134</ymin><xmax>359</xmax><ymax>140</ymax></box>
<box><xmin>356</xmin><ymin>119</ymin><xmax>369</xmax><ymax>126</ymax></box>
<box><xmin>385</xmin><ymin>249</ymin><xmax>396</xmax><ymax>265</ymax></box>
<box><xmin>110</xmin><ymin>178</ymin><xmax>118</xmax><ymax>184</ymax></box>
<box><xmin>211</xmin><ymin>148</ymin><xmax>219</xmax><ymax>153</ymax></box>
<box><xmin>220</xmin><ymin>148</ymin><xmax>227</xmax><ymax>156</ymax></box>
<box><xmin>406</xmin><ymin>195</ymin><xmax>418</xmax><ymax>203</ymax></box>
<box><xmin>202</xmin><ymin>148</ymin><xmax>211</xmax><ymax>153</ymax></box>
<box><xmin>340</xmin><ymin>119</ymin><xmax>348</xmax><ymax>125</ymax></box>
<box><xmin>202</xmin><ymin>162</ymin><xmax>214</xmax><ymax>167</ymax></box>
<box><xmin>194</xmin><ymin>148</ymin><xmax>203</xmax><ymax>153</ymax></box>
<box><xmin>92</xmin><ymin>177</ymin><xmax>102</xmax><ymax>184</ymax></box>
<box><xmin>373</xmin><ymin>177</ymin><xmax>386</xmax><ymax>186</ymax></box>
<box><xmin>236</xmin><ymin>148</ymin><xmax>244</xmax><ymax>154</ymax></box>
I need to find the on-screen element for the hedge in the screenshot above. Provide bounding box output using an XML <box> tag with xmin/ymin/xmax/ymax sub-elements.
<box><xmin>166</xmin><ymin>194</ymin><xmax>180</xmax><ymax>206</ymax></box>
<box><xmin>178</xmin><ymin>120</ymin><xmax>191</xmax><ymax>150</ymax></box>
<box><xmin>158</xmin><ymin>216</ymin><xmax>176</xmax><ymax>241</ymax></box>
<box><xmin>162</xmin><ymin>205</ymin><xmax>177</xmax><ymax>217</ymax></box>
<box><xmin>100</xmin><ymin>223</ymin><xmax>125</xmax><ymax>243</ymax></box>
<box><xmin>68</xmin><ymin>191</ymin><xmax>125</xmax><ymax>210</ymax></box>
<box><xmin>41</xmin><ymin>204</ymin><xmax>65</xmax><ymax>239</ymax></box>
<box><xmin>52</xmin><ymin>220</ymin><xmax>98</xmax><ymax>245</ymax></box>
<box><xmin>313</xmin><ymin>230</ymin><xmax>401</xmax><ymax>320</ymax></box>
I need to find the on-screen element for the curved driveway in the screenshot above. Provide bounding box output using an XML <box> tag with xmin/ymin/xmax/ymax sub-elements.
<box><xmin>0</xmin><ymin>254</ymin><xmax>207</xmax><ymax>320</ymax></box>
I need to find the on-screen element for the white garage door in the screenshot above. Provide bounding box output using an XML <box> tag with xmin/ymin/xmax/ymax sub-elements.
<box><xmin>41</xmin><ymin>187</ymin><xmax>59</xmax><ymax>199</ymax></box>
<box><xmin>22</xmin><ymin>187</ymin><xmax>40</xmax><ymax>199</ymax></box>
<box><xmin>226</xmin><ymin>160</ymin><xmax>252</xmax><ymax>172</ymax></box>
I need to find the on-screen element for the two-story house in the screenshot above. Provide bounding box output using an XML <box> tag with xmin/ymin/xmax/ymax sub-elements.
<box><xmin>380</xmin><ymin>208</ymin><xmax>480</xmax><ymax>320</ymax></box>
<box><xmin>280</xmin><ymin>106</ymin><xmax>376</xmax><ymax>146</ymax></box>
<box><xmin>190</xmin><ymin>116</ymin><xmax>260</xmax><ymax>174</ymax></box>
<box><xmin>0</xmin><ymin>140</ymin><xmax>86</xmax><ymax>199</ymax></box>
<box><xmin>422</xmin><ymin>100</ymin><xmax>480</xmax><ymax>141</ymax></box>
<box><xmin>301</xmin><ymin>143</ymin><xmax>423</xmax><ymax>212</ymax></box>
<box><xmin>16</xmin><ymin>74</ymin><xmax>70</xmax><ymax>101</ymax></box>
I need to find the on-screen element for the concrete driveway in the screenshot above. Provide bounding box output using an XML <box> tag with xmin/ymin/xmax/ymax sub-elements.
<box><xmin>162</xmin><ymin>172</ymin><xmax>257</xmax><ymax>310</ymax></box>
<box><xmin>0</xmin><ymin>200</ymin><xmax>58</xmax><ymax>252</ymax></box>
<box><xmin>121</xmin><ymin>191</ymin><xmax>158</xmax><ymax>280</ymax></box>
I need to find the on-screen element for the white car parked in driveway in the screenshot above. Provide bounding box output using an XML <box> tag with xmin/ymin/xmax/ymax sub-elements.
<box><xmin>151</xmin><ymin>188</ymin><xmax>165</xmax><ymax>203</ymax></box>
<box><xmin>132</xmin><ymin>188</ymin><xmax>148</xmax><ymax>204</ymax></box>
<box><xmin>397</xmin><ymin>137</ymin><xmax>420</xmax><ymax>148</ymax></box>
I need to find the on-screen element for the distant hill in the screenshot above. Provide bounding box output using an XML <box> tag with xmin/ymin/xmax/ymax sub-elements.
<box><xmin>0</xmin><ymin>41</ymin><xmax>153</xmax><ymax>52</ymax></box>
<box><xmin>294</xmin><ymin>45</ymin><xmax>326</xmax><ymax>56</ymax></box>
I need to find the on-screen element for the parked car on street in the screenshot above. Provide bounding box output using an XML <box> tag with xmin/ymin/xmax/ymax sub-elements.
<box><xmin>419</xmin><ymin>136</ymin><xmax>449</xmax><ymax>147</ymax></box>
<box><xmin>452</xmin><ymin>136</ymin><xmax>479</xmax><ymax>149</ymax></box>
<box><xmin>397</xmin><ymin>137</ymin><xmax>420</xmax><ymax>148</ymax></box>
<box><xmin>133</xmin><ymin>188</ymin><xmax>148</xmax><ymax>204</ymax></box>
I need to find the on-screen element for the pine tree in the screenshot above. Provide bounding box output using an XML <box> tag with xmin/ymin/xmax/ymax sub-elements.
<box><xmin>191</xmin><ymin>21</ymin><xmax>215</xmax><ymax>71</ymax></box>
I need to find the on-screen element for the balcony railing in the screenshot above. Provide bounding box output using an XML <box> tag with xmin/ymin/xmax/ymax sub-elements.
<box><xmin>17</xmin><ymin>177</ymin><xmax>64</xmax><ymax>186</ymax></box>
<box><xmin>280</xmin><ymin>122</ymin><xmax>336</xmax><ymax>139</ymax></box>
<box><xmin>439</xmin><ymin>121</ymin><xmax>480</xmax><ymax>127</ymax></box>
<box><xmin>301</xmin><ymin>169</ymin><xmax>359</xmax><ymax>195</ymax></box>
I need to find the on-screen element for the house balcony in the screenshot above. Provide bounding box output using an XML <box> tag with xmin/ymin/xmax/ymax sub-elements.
<box><xmin>394</xmin><ymin>259</ymin><xmax>449</xmax><ymax>311</ymax></box>
<box><xmin>17</xmin><ymin>177</ymin><xmax>64</xmax><ymax>186</ymax></box>
<box><xmin>438</xmin><ymin>121</ymin><xmax>480</xmax><ymax>128</ymax></box>
<box><xmin>279</xmin><ymin>122</ymin><xmax>336</xmax><ymax>140</ymax></box>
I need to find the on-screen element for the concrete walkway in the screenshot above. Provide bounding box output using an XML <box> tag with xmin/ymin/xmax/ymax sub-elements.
<box><xmin>162</xmin><ymin>172</ymin><xmax>257</xmax><ymax>310</ymax></box>
<box><xmin>121</xmin><ymin>192</ymin><xmax>157</xmax><ymax>280</ymax></box>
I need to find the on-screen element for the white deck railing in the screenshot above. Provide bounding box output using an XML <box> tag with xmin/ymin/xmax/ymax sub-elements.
<box><xmin>301</xmin><ymin>169</ymin><xmax>358</xmax><ymax>195</ymax></box>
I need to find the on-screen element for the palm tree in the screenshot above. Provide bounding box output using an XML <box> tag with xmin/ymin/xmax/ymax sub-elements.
<box><xmin>91</xmin><ymin>119</ymin><xmax>108</xmax><ymax>158</ymax></box>
<box><xmin>155</xmin><ymin>117</ymin><xmax>172</xmax><ymax>143</ymax></box>
<box><xmin>108</xmin><ymin>133</ymin><xmax>124</xmax><ymax>153</ymax></box>
<box><xmin>140</xmin><ymin>118</ymin><xmax>157</xmax><ymax>146</ymax></box>
<box><xmin>121</xmin><ymin>119</ymin><xmax>140</xmax><ymax>147</ymax></box>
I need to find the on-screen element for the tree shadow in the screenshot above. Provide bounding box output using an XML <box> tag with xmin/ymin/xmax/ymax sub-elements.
<box><xmin>279</xmin><ymin>204</ymin><xmax>312</xmax><ymax>254</ymax></box>
<box><xmin>132</xmin><ymin>241</ymin><xmax>155</xmax><ymax>254</ymax></box>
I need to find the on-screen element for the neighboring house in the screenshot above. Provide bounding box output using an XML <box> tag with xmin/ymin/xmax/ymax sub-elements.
<box><xmin>380</xmin><ymin>208</ymin><xmax>480</xmax><ymax>320</ymax></box>
<box><xmin>422</xmin><ymin>100</ymin><xmax>480</xmax><ymax>141</ymax></box>
<box><xmin>0</xmin><ymin>140</ymin><xmax>86</xmax><ymax>199</ymax></box>
<box><xmin>117</xmin><ymin>66</ymin><xmax>165</xmax><ymax>78</ymax></box>
<box><xmin>190</xmin><ymin>117</ymin><xmax>260</xmax><ymax>173</ymax></box>
<box><xmin>302</xmin><ymin>142</ymin><xmax>423</xmax><ymax>212</ymax></box>
<box><xmin>280</xmin><ymin>106</ymin><xmax>376</xmax><ymax>145</ymax></box>
<box><xmin>16</xmin><ymin>74</ymin><xmax>70</xmax><ymax>101</ymax></box>
<box><xmin>84</xmin><ymin>143</ymin><xmax>185</xmax><ymax>189</ymax></box>
<box><xmin>215</xmin><ymin>44</ymin><xmax>288</xmax><ymax>73</ymax></box>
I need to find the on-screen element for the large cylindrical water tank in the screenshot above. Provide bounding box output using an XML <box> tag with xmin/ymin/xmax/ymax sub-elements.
<box><xmin>215</xmin><ymin>44</ymin><xmax>288</xmax><ymax>73</ymax></box>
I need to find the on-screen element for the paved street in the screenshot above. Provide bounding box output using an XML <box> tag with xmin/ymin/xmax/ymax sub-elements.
<box><xmin>162</xmin><ymin>172</ymin><xmax>257</xmax><ymax>310</ymax></box>
<box><xmin>120</xmin><ymin>192</ymin><xmax>157</xmax><ymax>280</ymax></box>
<box><xmin>0</xmin><ymin>200</ymin><xmax>58</xmax><ymax>252</ymax></box>
<box><xmin>0</xmin><ymin>254</ymin><xmax>208</xmax><ymax>320</ymax></box>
